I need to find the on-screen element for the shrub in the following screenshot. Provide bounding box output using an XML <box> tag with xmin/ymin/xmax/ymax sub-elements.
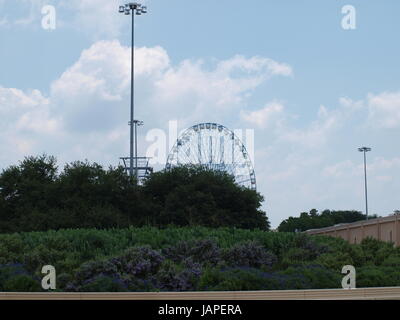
<box><xmin>357</xmin><ymin>266</ymin><xmax>400</xmax><ymax>288</ymax></box>
<box><xmin>163</xmin><ymin>239</ymin><xmax>221</xmax><ymax>266</ymax></box>
<box><xmin>0</xmin><ymin>226</ymin><xmax>399</xmax><ymax>292</ymax></box>
<box><xmin>359</xmin><ymin>238</ymin><xmax>396</xmax><ymax>266</ymax></box>
<box><xmin>0</xmin><ymin>264</ymin><xmax>41</xmax><ymax>292</ymax></box>
<box><xmin>198</xmin><ymin>267</ymin><xmax>310</xmax><ymax>291</ymax></box>
<box><xmin>23</xmin><ymin>244</ymin><xmax>68</xmax><ymax>273</ymax></box>
<box><xmin>314</xmin><ymin>252</ymin><xmax>355</xmax><ymax>271</ymax></box>
<box><xmin>381</xmin><ymin>254</ymin><xmax>400</xmax><ymax>267</ymax></box>
<box><xmin>111</xmin><ymin>246</ymin><xmax>164</xmax><ymax>277</ymax></box>
<box><xmin>222</xmin><ymin>241</ymin><xmax>277</xmax><ymax>269</ymax></box>
<box><xmin>279</xmin><ymin>264</ymin><xmax>341</xmax><ymax>289</ymax></box>
<box><xmin>0</xmin><ymin>235</ymin><xmax>25</xmax><ymax>264</ymax></box>
<box><xmin>293</xmin><ymin>234</ymin><xmax>329</xmax><ymax>258</ymax></box>
<box><xmin>67</xmin><ymin>246</ymin><xmax>164</xmax><ymax>291</ymax></box>
<box><xmin>155</xmin><ymin>260</ymin><xmax>201</xmax><ymax>292</ymax></box>
<box><xmin>3</xmin><ymin>275</ymin><xmax>42</xmax><ymax>292</ymax></box>
<box><xmin>77</xmin><ymin>275</ymin><xmax>129</xmax><ymax>292</ymax></box>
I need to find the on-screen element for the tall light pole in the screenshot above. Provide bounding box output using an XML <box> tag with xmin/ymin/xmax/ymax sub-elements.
<box><xmin>119</xmin><ymin>3</ymin><xmax>147</xmax><ymax>181</ymax></box>
<box><xmin>358</xmin><ymin>147</ymin><xmax>371</xmax><ymax>220</ymax></box>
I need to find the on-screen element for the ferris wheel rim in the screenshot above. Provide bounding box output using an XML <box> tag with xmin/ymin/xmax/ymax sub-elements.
<box><xmin>165</xmin><ymin>122</ymin><xmax>257</xmax><ymax>190</ymax></box>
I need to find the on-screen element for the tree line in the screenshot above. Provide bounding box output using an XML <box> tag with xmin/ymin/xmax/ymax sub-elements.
<box><xmin>0</xmin><ymin>155</ymin><xmax>270</xmax><ymax>233</ymax></box>
<box><xmin>277</xmin><ymin>208</ymin><xmax>376</xmax><ymax>232</ymax></box>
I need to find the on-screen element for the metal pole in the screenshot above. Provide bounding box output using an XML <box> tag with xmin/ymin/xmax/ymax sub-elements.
<box><xmin>130</xmin><ymin>11</ymin><xmax>135</xmax><ymax>179</ymax></box>
<box><xmin>135</xmin><ymin>121</ymin><xmax>138</xmax><ymax>181</ymax></box>
<box><xmin>363</xmin><ymin>150</ymin><xmax>369</xmax><ymax>220</ymax></box>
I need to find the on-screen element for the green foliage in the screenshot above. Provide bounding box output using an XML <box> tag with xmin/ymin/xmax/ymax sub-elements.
<box><xmin>381</xmin><ymin>254</ymin><xmax>400</xmax><ymax>267</ymax></box>
<box><xmin>77</xmin><ymin>275</ymin><xmax>130</xmax><ymax>292</ymax></box>
<box><xmin>279</xmin><ymin>264</ymin><xmax>341</xmax><ymax>289</ymax></box>
<box><xmin>0</xmin><ymin>234</ymin><xmax>26</xmax><ymax>264</ymax></box>
<box><xmin>278</xmin><ymin>209</ymin><xmax>376</xmax><ymax>232</ymax></box>
<box><xmin>0</xmin><ymin>226</ymin><xmax>399</xmax><ymax>291</ymax></box>
<box><xmin>143</xmin><ymin>166</ymin><xmax>269</xmax><ymax>230</ymax></box>
<box><xmin>0</xmin><ymin>264</ymin><xmax>42</xmax><ymax>292</ymax></box>
<box><xmin>163</xmin><ymin>239</ymin><xmax>221</xmax><ymax>267</ymax></box>
<box><xmin>155</xmin><ymin>259</ymin><xmax>201</xmax><ymax>292</ymax></box>
<box><xmin>0</xmin><ymin>156</ymin><xmax>269</xmax><ymax>233</ymax></box>
<box><xmin>357</xmin><ymin>266</ymin><xmax>400</xmax><ymax>287</ymax></box>
<box><xmin>360</xmin><ymin>237</ymin><xmax>396</xmax><ymax>265</ymax></box>
<box><xmin>198</xmin><ymin>267</ymin><xmax>285</xmax><ymax>291</ymax></box>
<box><xmin>2</xmin><ymin>275</ymin><xmax>42</xmax><ymax>292</ymax></box>
<box><xmin>222</xmin><ymin>241</ymin><xmax>277</xmax><ymax>269</ymax></box>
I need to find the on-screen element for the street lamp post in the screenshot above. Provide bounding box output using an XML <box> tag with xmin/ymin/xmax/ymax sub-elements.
<box><xmin>358</xmin><ymin>147</ymin><xmax>371</xmax><ymax>220</ymax></box>
<box><xmin>119</xmin><ymin>3</ymin><xmax>147</xmax><ymax>181</ymax></box>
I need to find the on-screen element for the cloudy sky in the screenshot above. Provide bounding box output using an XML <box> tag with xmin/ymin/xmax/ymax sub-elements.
<box><xmin>1</xmin><ymin>0</ymin><xmax>399</xmax><ymax>227</ymax></box>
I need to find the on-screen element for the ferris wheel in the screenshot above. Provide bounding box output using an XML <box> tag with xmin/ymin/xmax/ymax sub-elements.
<box><xmin>166</xmin><ymin>123</ymin><xmax>257</xmax><ymax>190</ymax></box>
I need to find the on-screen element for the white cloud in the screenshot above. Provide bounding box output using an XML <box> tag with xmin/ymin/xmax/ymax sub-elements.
<box><xmin>0</xmin><ymin>87</ymin><xmax>58</xmax><ymax>164</ymax></box>
<box><xmin>322</xmin><ymin>157</ymin><xmax>400</xmax><ymax>182</ymax></box>
<box><xmin>240</xmin><ymin>101</ymin><xmax>284</xmax><ymax>128</ymax></box>
<box><xmin>339</xmin><ymin>97</ymin><xmax>364</xmax><ymax>110</ymax></box>
<box><xmin>322</xmin><ymin>160</ymin><xmax>358</xmax><ymax>178</ymax></box>
<box><xmin>368</xmin><ymin>157</ymin><xmax>400</xmax><ymax>172</ymax></box>
<box><xmin>0</xmin><ymin>87</ymin><xmax>52</xmax><ymax>131</ymax></box>
<box><xmin>0</xmin><ymin>0</ymin><xmax>128</xmax><ymax>37</ymax></box>
<box><xmin>0</xmin><ymin>41</ymin><xmax>292</xmax><ymax>170</ymax></box>
<box><xmin>149</xmin><ymin>52</ymin><xmax>292</xmax><ymax>128</ymax></box>
<box><xmin>367</xmin><ymin>92</ymin><xmax>400</xmax><ymax>128</ymax></box>
<box><xmin>0</xmin><ymin>0</ymin><xmax>49</xmax><ymax>28</ymax></box>
<box><xmin>59</xmin><ymin>0</ymin><xmax>127</xmax><ymax>39</ymax></box>
<box><xmin>217</xmin><ymin>55</ymin><xmax>293</xmax><ymax>77</ymax></box>
<box><xmin>278</xmin><ymin>105</ymin><xmax>340</xmax><ymax>148</ymax></box>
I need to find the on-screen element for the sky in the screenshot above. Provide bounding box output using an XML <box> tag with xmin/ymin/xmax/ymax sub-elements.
<box><xmin>0</xmin><ymin>0</ymin><xmax>400</xmax><ymax>228</ymax></box>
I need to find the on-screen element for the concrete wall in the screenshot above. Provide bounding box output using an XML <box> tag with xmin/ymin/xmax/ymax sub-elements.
<box><xmin>2</xmin><ymin>287</ymin><xmax>400</xmax><ymax>300</ymax></box>
<box><xmin>305</xmin><ymin>215</ymin><xmax>400</xmax><ymax>247</ymax></box>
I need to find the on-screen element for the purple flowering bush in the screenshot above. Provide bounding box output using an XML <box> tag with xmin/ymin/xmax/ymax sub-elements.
<box><xmin>198</xmin><ymin>266</ymin><xmax>308</xmax><ymax>291</ymax></box>
<box><xmin>65</xmin><ymin>246</ymin><xmax>164</xmax><ymax>292</ymax></box>
<box><xmin>155</xmin><ymin>259</ymin><xmax>202</xmax><ymax>291</ymax></box>
<box><xmin>162</xmin><ymin>239</ymin><xmax>221</xmax><ymax>266</ymax></box>
<box><xmin>1</xmin><ymin>226</ymin><xmax>398</xmax><ymax>291</ymax></box>
<box><xmin>222</xmin><ymin>241</ymin><xmax>277</xmax><ymax>269</ymax></box>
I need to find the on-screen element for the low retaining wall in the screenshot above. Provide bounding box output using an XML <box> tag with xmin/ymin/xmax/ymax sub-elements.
<box><xmin>1</xmin><ymin>287</ymin><xmax>400</xmax><ymax>300</ymax></box>
<box><xmin>305</xmin><ymin>215</ymin><xmax>400</xmax><ymax>247</ymax></box>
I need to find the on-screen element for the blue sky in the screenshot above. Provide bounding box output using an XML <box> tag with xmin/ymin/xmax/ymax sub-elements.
<box><xmin>1</xmin><ymin>0</ymin><xmax>400</xmax><ymax>227</ymax></box>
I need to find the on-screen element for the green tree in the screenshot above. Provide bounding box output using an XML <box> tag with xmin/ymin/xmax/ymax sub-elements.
<box><xmin>142</xmin><ymin>166</ymin><xmax>270</xmax><ymax>230</ymax></box>
<box><xmin>0</xmin><ymin>157</ymin><xmax>269</xmax><ymax>232</ymax></box>
<box><xmin>278</xmin><ymin>209</ymin><xmax>368</xmax><ymax>232</ymax></box>
<box><xmin>0</xmin><ymin>155</ymin><xmax>58</xmax><ymax>232</ymax></box>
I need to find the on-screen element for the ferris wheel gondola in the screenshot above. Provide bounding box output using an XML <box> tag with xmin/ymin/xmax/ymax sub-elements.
<box><xmin>166</xmin><ymin>123</ymin><xmax>257</xmax><ymax>190</ymax></box>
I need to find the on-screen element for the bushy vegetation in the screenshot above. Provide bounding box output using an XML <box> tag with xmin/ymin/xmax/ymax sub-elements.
<box><xmin>0</xmin><ymin>227</ymin><xmax>399</xmax><ymax>292</ymax></box>
<box><xmin>278</xmin><ymin>208</ymin><xmax>377</xmax><ymax>232</ymax></box>
<box><xmin>0</xmin><ymin>155</ymin><xmax>397</xmax><ymax>292</ymax></box>
<box><xmin>0</xmin><ymin>155</ymin><xmax>269</xmax><ymax>233</ymax></box>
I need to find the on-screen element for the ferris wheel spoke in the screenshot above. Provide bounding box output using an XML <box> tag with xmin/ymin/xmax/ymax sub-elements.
<box><xmin>180</xmin><ymin>146</ymin><xmax>195</xmax><ymax>165</ymax></box>
<box><xmin>166</xmin><ymin>123</ymin><xmax>256</xmax><ymax>190</ymax></box>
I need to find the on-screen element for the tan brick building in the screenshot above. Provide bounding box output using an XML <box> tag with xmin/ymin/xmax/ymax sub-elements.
<box><xmin>305</xmin><ymin>214</ymin><xmax>400</xmax><ymax>247</ymax></box>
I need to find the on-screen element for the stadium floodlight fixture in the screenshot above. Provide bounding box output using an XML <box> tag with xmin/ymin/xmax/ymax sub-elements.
<box><xmin>358</xmin><ymin>147</ymin><xmax>371</xmax><ymax>153</ymax></box>
<box><xmin>120</xmin><ymin>2</ymin><xmax>147</xmax><ymax>15</ymax></box>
